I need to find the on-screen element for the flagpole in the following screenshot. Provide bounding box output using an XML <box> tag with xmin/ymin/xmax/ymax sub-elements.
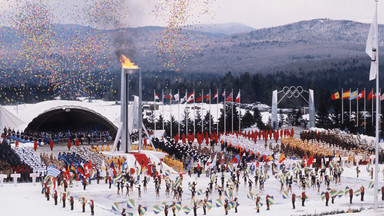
<box><xmin>238</xmin><ymin>89</ymin><xmax>241</xmax><ymax>132</ymax></box>
<box><xmin>342</xmin><ymin>88</ymin><xmax>344</xmax><ymax>124</ymax></box>
<box><xmin>186</xmin><ymin>89</ymin><xmax>188</xmax><ymax>136</ymax></box>
<box><xmin>178</xmin><ymin>89</ymin><xmax>180</xmax><ymax>139</ymax></box>
<box><xmin>217</xmin><ymin>89</ymin><xmax>219</xmax><ymax>136</ymax></box>
<box><xmin>162</xmin><ymin>89</ymin><xmax>165</xmax><ymax>131</ymax></box>
<box><xmin>349</xmin><ymin>88</ymin><xmax>351</xmax><ymax>122</ymax></box>
<box><xmin>170</xmin><ymin>89</ymin><xmax>172</xmax><ymax>139</ymax></box>
<box><xmin>209</xmin><ymin>89</ymin><xmax>211</xmax><ymax>134</ymax></box>
<box><xmin>373</xmin><ymin>0</ymin><xmax>379</xmax><ymax>210</ymax></box>
<box><xmin>154</xmin><ymin>89</ymin><xmax>156</xmax><ymax>131</ymax></box>
<box><xmin>364</xmin><ymin>88</ymin><xmax>366</xmax><ymax>131</ymax></box>
<box><xmin>357</xmin><ymin>88</ymin><xmax>359</xmax><ymax>128</ymax></box>
<box><xmin>231</xmin><ymin>89</ymin><xmax>234</xmax><ymax>133</ymax></box>
<box><xmin>224</xmin><ymin>89</ymin><xmax>226</xmax><ymax>134</ymax></box>
<box><xmin>202</xmin><ymin>89</ymin><xmax>204</xmax><ymax>134</ymax></box>
<box><xmin>193</xmin><ymin>89</ymin><xmax>196</xmax><ymax>140</ymax></box>
<box><xmin>372</xmin><ymin>88</ymin><xmax>374</xmax><ymax>125</ymax></box>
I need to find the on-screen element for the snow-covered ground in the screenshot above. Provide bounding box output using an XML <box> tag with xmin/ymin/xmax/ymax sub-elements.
<box><xmin>3</xmin><ymin>150</ymin><xmax>384</xmax><ymax>216</ymax></box>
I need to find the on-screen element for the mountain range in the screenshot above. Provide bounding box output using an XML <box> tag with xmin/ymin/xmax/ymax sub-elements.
<box><xmin>0</xmin><ymin>19</ymin><xmax>379</xmax><ymax>74</ymax></box>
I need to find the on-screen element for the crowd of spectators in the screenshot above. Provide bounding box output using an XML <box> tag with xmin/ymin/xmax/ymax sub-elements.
<box><xmin>2</xmin><ymin>127</ymin><xmax>113</xmax><ymax>145</ymax></box>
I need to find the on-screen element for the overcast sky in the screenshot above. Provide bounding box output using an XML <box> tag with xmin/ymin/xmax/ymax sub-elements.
<box><xmin>0</xmin><ymin>0</ymin><xmax>381</xmax><ymax>29</ymax></box>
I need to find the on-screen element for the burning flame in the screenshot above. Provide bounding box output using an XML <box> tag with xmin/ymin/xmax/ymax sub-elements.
<box><xmin>120</xmin><ymin>54</ymin><xmax>138</xmax><ymax>69</ymax></box>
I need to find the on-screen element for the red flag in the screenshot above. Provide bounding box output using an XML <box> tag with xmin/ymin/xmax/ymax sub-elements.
<box><xmin>235</xmin><ymin>91</ymin><xmax>240</xmax><ymax>103</ymax></box>
<box><xmin>357</xmin><ymin>90</ymin><xmax>365</xmax><ymax>100</ymax></box>
<box><xmin>196</xmin><ymin>95</ymin><xmax>203</xmax><ymax>102</ymax></box>
<box><xmin>307</xmin><ymin>154</ymin><xmax>314</xmax><ymax>166</ymax></box>
<box><xmin>368</xmin><ymin>90</ymin><xmax>377</xmax><ymax>100</ymax></box>
<box><xmin>213</xmin><ymin>92</ymin><xmax>218</xmax><ymax>100</ymax></box>
<box><xmin>226</xmin><ymin>91</ymin><xmax>233</xmax><ymax>102</ymax></box>
<box><xmin>187</xmin><ymin>92</ymin><xmax>194</xmax><ymax>103</ymax></box>
<box><xmin>331</xmin><ymin>92</ymin><xmax>339</xmax><ymax>100</ymax></box>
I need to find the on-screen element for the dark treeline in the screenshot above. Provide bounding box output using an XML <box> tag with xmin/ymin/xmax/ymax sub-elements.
<box><xmin>1</xmin><ymin>58</ymin><xmax>381</xmax><ymax>113</ymax></box>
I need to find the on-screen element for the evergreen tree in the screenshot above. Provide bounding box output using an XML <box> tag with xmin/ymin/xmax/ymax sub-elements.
<box><xmin>166</xmin><ymin>116</ymin><xmax>178</xmax><ymax>138</ymax></box>
<box><xmin>203</xmin><ymin>111</ymin><xmax>214</xmax><ymax>133</ymax></box>
<box><xmin>241</xmin><ymin>110</ymin><xmax>254</xmax><ymax>129</ymax></box>
<box><xmin>253</xmin><ymin>107</ymin><xmax>266</xmax><ymax>130</ymax></box>
<box><xmin>156</xmin><ymin>114</ymin><xmax>164</xmax><ymax>130</ymax></box>
<box><xmin>195</xmin><ymin>109</ymin><xmax>203</xmax><ymax>133</ymax></box>
<box><xmin>316</xmin><ymin>100</ymin><xmax>332</xmax><ymax>129</ymax></box>
<box><xmin>181</xmin><ymin>108</ymin><xmax>192</xmax><ymax>134</ymax></box>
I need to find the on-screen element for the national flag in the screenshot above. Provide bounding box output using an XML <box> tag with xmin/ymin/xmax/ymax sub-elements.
<box><xmin>331</xmin><ymin>92</ymin><xmax>339</xmax><ymax>100</ymax></box>
<box><xmin>220</xmin><ymin>153</ymin><xmax>225</xmax><ymax>168</ymax></box>
<box><xmin>278</xmin><ymin>153</ymin><xmax>286</xmax><ymax>163</ymax></box>
<box><xmin>112</xmin><ymin>202</ymin><xmax>119</xmax><ymax>212</ymax></box>
<box><xmin>187</xmin><ymin>92</ymin><xmax>194</xmax><ymax>103</ymax></box>
<box><xmin>380</xmin><ymin>93</ymin><xmax>384</xmax><ymax>101</ymax></box>
<box><xmin>174</xmin><ymin>93</ymin><xmax>179</xmax><ymax>102</ymax></box>
<box><xmin>235</xmin><ymin>91</ymin><xmax>240</xmax><ymax>103</ymax></box>
<box><xmin>70</xmin><ymin>164</ymin><xmax>77</xmax><ymax>177</ymax></box>
<box><xmin>196</xmin><ymin>94</ymin><xmax>203</xmax><ymax>102</ymax></box>
<box><xmin>349</xmin><ymin>90</ymin><xmax>358</xmax><ymax>100</ymax></box>
<box><xmin>205</xmin><ymin>156</ymin><xmax>212</xmax><ymax>171</ymax></box>
<box><xmin>231</xmin><ymin>154</ymin><xmax>241</xmax><ymax>164</ymax></box>
<box><xmin>127</xmin><ymin>199</ymin><xmax>135</xmax><ymax>209</ymax></box>
<box><xmin>226</xmin><ymin>91</ymin><xmax>233</xmax><ymax>102</ymax></box>
<box><xmin>47</xmin><ymin>165</ymin><xmax>61</xmax><ymax>178</ymax></box>
<box><xmin>122</xmin><ymin>162</ymin><xmax>128</xmax><ymax>171</ymax></box>
<box><xmin>267</xmin><ymin>154</ymin><xmax>274</xmax><ymax>162</ymax></box>
<box><xmin>213</xmin><ymin>91</ymin><xmax>218</xmax><ymax>100</ymax></box>
<box><xmin>167</xmin><ymin>93</ymin><xmax>172</xmax><ymax>101</ymax></box>
<box><xmin>180</xmin><ymin>92</ymin><xmax>187</xmax><ymax>103</ymax></box>
<box><xmin>110</xmin><ymin>161</ymin><xmax>116</xmax><ymax>176</ymax></box>
<box><xmin>357</xmin><ymin>90</ymin><xmax>365</xmax><ymax>99</ymax></box>
<box><xmin>153</xmin><ymin>205</ymin><xmax>162</xmax><ymax>214</ymax></box>
<box><xmin>342</xmin><ymin>90</ymin><xmax>350</xmax><ymax>99</ymax></box>
<box><xmin>368</xmin><ymin>90</ymin><xmax>376</xmax><ymax>100</ymax></box>
<box><xmin>204</xmin><ymin>93</ymin><xmax>210</xmax><ymax>102</ymax></box>
<box><xmin>366</xmin><ymin>7</ymin><xmax>378</xmax><ymax>80</ymax></box>
<box><xmin>307</xmin><ymin>154</ymin><xmax>314</xmax><ymax>166</ymax></box>
<box><xmin>154</xmin><ymin>92</ymin><xmax>160</xmax><ymax>101</ymax></box>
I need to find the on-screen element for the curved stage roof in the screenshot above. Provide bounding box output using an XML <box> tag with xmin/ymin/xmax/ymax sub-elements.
<box><xmin>3</xmin><ymin>100</ymin><xmax>121</xmax><ymax>132</ymax></box>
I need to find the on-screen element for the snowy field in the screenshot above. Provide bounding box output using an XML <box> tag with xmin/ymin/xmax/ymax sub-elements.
<box><xmin>3</xmin><ymin>153</ymin><xmax>384</xmax><ymax>216</ymax></box>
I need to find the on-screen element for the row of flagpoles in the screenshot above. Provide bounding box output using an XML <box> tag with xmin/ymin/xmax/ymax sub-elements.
<box><xmin>331</xmin><ymin>88</ymin><xmax>382</xmax><ymax>128</ymax></box>
<box><xmin>153</xmin><ymin>89</ymin><xmax>241</xmax><ymax>139</ymax></box>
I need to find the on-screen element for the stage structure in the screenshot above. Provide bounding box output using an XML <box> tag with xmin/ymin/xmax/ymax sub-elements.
<box><xmin>271</xmin><ymin>86</ymin><xmax>315</xmax><ymax>129</ymax></box>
